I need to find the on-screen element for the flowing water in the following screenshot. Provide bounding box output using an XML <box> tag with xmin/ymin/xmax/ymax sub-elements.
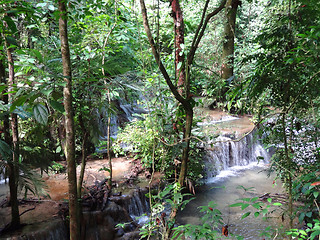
<box><xmin>177</xmin><ymin>109</ymin><xmax>285</xmax><ymax>239</ymax></box>
<box><xmin>178</xmin><ymin>165</ymin><xmax>284</xmax><ymax>239</ymax></box>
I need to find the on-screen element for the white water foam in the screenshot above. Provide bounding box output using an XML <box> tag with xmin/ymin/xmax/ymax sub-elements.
<box><xmin>206</xmin><ymin>161</ymin><xmax>268</xmax><ymax>184</ymax></box>
<box><xmin>197</xmin><ymin>116</ymin><xmax>239</xmax><ymax>126</ymax></box>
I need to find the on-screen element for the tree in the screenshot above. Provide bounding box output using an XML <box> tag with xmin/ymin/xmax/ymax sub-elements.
<box><xmin>140</xmin><ymin>0</ymin><xmax>226</xmax><ymax>236</ymax></box>
<box><xmin>220</xmin><ymin>0</ymin><xmax>240</xmax><ymax>102</ymax></box>
<box><xmin>5</xmin><ymin>34</ymin><xmax>20</xmax><ymax>228</ymax></box>
<box><xmin>246</xmin><ymin>0</ymin><xmax>320</xmax><ymax>230</ymax></box>
<box><xmin>1</xmin><ymin>12</ymin><xmax>21</xmax><ymax>228</ymax></box>
<box><xmin>58</xmin><ymin>0</ymin><xmax>80</xmax><ymax>239</ymax></box>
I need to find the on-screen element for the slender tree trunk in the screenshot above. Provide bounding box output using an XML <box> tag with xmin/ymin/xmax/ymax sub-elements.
<box><xmin>172</xmin><ymin>0</ymin><xmax>185</xmax><ymax>94</ymax></box>
<box><xmin>77</xmin><ymin>114</ymin><xmax>87</xmax><ymax>199</ymax></box>
<box><xmin>282</xmin><ymin>113</ymin><xmax>293</xmax><ymax>230</ymax></box>
<box><xmin>171</xmin><ymin>0</ymin><xmax>192</xmax><ymax>187</ymax></box>
<box><xmin>4</xmin><ymin>38</ymin><xmax>20</xmax><ymax>228</ymax></box>
<box><xmin>58</xmin><ymin>1</ymin><xmax>80</xmax><ymax>239</ymax></box>
<box><xmin>0</xmin><ymin>46</ymin><xmax>10</xmax><ymax>144</ymax></box>
<box><xmin>107</xmin><ymin>89</ymin><xmax>113</xmax><ymax>187</ymax></box>
<box><xmin>221</xmin><ymin>0</ymin><xmax>239</xmax><ymax>100</ymax></box>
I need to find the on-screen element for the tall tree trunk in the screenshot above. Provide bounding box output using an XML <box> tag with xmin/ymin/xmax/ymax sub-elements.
<box><xmin>58</xmin><ymin>1</ymin><xmax>80</xmax><ymax>239</ymax></box>
<box><xmin>172</xmin><ymin>0</ymin><xmax>186</xmax><ymax>95</ymax></box>
<box><xmin>0</xmin><ymin>45</ymin><xmax>10</xmax><ymax>144</ymax></box>
<box><xmin>4</xmin><ymin>37</ymin><xmax>20</xmax><ymax>228</ymax></box>
<box><xmin>221</xmin><ymin>0</ymin><xmax>239</xmax><ymax>98</ymax></box>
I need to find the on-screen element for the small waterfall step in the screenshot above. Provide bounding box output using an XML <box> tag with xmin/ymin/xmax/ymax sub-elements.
<box><xmin>204</xmin><ymin>132</ymin><xmax>270</xmax><ymax>179</ymax></box>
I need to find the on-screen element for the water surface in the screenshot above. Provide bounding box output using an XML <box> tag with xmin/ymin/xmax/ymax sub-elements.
<box><xmin>178</xmin><ymin>165</ymin><xmax>285</xmax><ymax>239</ymax></box>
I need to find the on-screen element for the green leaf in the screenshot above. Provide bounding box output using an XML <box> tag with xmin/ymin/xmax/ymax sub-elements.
<box><xmin>310</xmin><ymin>230</ymin><xmax>320</xmax><ymax>240</ymax></box>
<box><xmin>241</xmin><ymin>203</ymin><xmax>250</xmax><ymax>210</ymax></box>
<box><xmin>273</xmin><ymin>202</ymin><xmax>282</xmax><ymax>206</ymax></box>
<box><xmin>49</xmin><ymin>100</ymin><xmax>64</xmax><ymax>113</ymax></box>
<box><xmin>299</xmin><ymin>212</ymin><xmax>305</xmax><ymax>223</ymax></box>
<box><xmin>229</xmin><ymin>202</ymin><xmax>243</xmax><ymax>208</ymax></box>
<box><xmin>262</xmin><ymin>209</ymin><xmax>268</xmax><ymax>215</ymax></box>
<box><xmin>13</xmin><ymin>106</ymin><xmax>32</xmax><ymax>120</ymax></box>
<box><xmin>306</xmin><ymin>212</ymin><xmax>313</xmax><ymax>218</ymax></box>
<box><xmin>6</xmin><ymin>36</ymin><xmax>18</xmax><ymax>47</ymax></box>
<box><xmin>252</xmin><ymin>202</ymin><xmax>262</xmax><ymax>209</ymax></box>
<box><xmin>4</xmin><ymin>15</ymin><xmax>17</xmax><ymax>33</ymax></box>
<box><xmin>31</xmin><ymin>49</ymin><xmax>43</xmax><ymax>63</ymax></box>
<box><xmin>250</xmin><ymin>197</ymin><xmax>259</xmax><ymax>202</ymax></box>
<box><xmin>33</xmin><ymin>103</ymin><xmax>48</xmax><ymax>125</ymax></box>
<box><xmin>0</xmin><ymin>139</ymin><xmax>12</xmax><ymax>161</ymax></box>
<box><xmin>267</xmin><ymin>198</ymin><xmax>272</xmax><ymax>203</ymax></box>
<box><xmin>0</xmin><ymin>85</ymin><xmax>6</xmax><ymax>93</ymax></box>
<box><xmin>51</xmin><ymin>91</ymin><xmax>63</xmax><ymax>101</ymax></box>
<box><xmin>313</xmin><ymin>191</ymin><xmax>319</xmax><ymax>199</ymax></box>
<box><xmin>254</xmin><ymin>212</ymin><xmax>260</xmax><ymax>218</ymax></box>
<box><xmin>10</xmin><ymin>95</ymin><xmax>27</xmax><ymax>112</ymax></box>
<box><xmin>56</xmin><ymin>146</ymin><xmax>61</xmax><ymax>153</ymax></box>
<box><xmin>241</xmin><ymin>212</ymin><xmax>251</xmax><ymax>219</ymax></box>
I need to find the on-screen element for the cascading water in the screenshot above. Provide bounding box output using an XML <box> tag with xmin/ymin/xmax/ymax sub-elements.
<box><xmin>204</xmin><ymin>133</ymin><xmax>270</xmax><ymax>180</ymax></box>
<box><xmin>178</xmin><ymin>113</ymin><xmax>284</xmax><ymax>240</ymax></box>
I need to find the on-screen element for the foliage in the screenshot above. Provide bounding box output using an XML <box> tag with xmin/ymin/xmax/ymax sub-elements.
<box><xmin>287</xmin><ymin>219</ymin><xmax>320</xmax><ymax>240</ymax></box>
<box><xmin>113</xmin><ymin>103</ymin><xmax>205</xmax><ymax>183</ymax></box>
<box><xmin>172</xmin><ymin>201</ymin><xmax>226</xmax><ymax>240</ymax></box>
<box><xmin>139</xmin><ymin>183</ymin><xmax>194</xmax><ymax>239</ymax></box>
<box><xmin>49</xmin><ymin>161</ymin><xmax>65</xmax><ymax>174</ymax></box>
<box><xmin>229</xmin><ymin>187</ymin><xmax>282</xmax><ymax>221</ymax></box>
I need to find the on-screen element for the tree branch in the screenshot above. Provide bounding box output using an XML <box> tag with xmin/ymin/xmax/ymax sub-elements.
<box><xmin>139</xmin><ymin>0</ymin><xmax>189</xmax><ymax>108</ymax></box>
<box><xmin>190</xmin><ymin>0</ymin><xmax>211</xmax><ymax>51</ymax></box>
<box><xmin>286</xmin><ymin>70</ymin><xmax>320</xmax><ymax>113</ymax></box>
<box><xmin>188</xmin><ymin>0</ymin><xmax>226</xmax><ymax>65</ymax></box>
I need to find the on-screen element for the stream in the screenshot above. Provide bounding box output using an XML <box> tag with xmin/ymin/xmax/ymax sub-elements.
<box><xmin>178</xmin><ymin>165</ymin><xmax>284</xmax><ymax>239</ymax></box>
<box><xmin>177</xmin><ymin>109</ymin><xmax>285</xmax><ymax>239</ymax></box>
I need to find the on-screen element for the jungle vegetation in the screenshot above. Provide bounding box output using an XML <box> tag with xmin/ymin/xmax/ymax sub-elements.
<box><xmin>0</xmin><ymin>0</ymin><xmax>319</xmax><ymax>239</ymax></box>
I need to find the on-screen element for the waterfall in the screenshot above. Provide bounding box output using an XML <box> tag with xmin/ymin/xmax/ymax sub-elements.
<box><xmin>204</xmin><ymin>133</ymin><xmax>270</xmax><ymax>179</ymax></box>
<box><xmin>95</xmin><ymin>100</ymin><xmax>148</xmax><ymax>152</ymax></box>
<box><xmin>110</xmin><ymin>188</ymin><xmax>150</xmax><ymax>219</ymax></box>
<box><xmin>127</xmin><ymin>189</ymin><xmax>150</xmax><ymax>217</ymax></box>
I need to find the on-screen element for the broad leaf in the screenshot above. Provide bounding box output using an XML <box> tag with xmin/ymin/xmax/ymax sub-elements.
<box><xmin>310</xmin><ymin>230</ymin><xmax>320</xmax><ymax>240</ymax></box>
<box><xmin>241</xmin><ymin>203</ymin><xmax>250</xmax><ymax>210</ymax></box>
<box><xmin>273</xmin><ymin>202</ymin><xmax>282</xmax><ymax>206</ymax></box>
<box><xmin>4</xmin><ymin>15</ymin><xmax>17</xmax><ymax>33</ymax></box>
<box><xmin>13</xmin><ymin>106</ymin><xmax>32</xmax><ymax>120</ymax></box>
<box><xmin>0</xmin><ymin>139</ymin><xmax>12</xmax><ymax>161</ymax></box>
<box><xmin>49</xmin><ymin>100</ymin><xmax>64</xmax><ymax>113</ymax></box>
<box><xmin>0</xmin><ymin>85</ymin><xmax>6</xmax><ymax>93</ymax></box>
<box><xmin>33</xmin><ymin>103</ymin><xmax>48</xmax><ymax>125</ymax></box>
<box><xmin>10</xmin><ymin>95</ymin><xmax>27</xmax><ymax>112</ymax></box>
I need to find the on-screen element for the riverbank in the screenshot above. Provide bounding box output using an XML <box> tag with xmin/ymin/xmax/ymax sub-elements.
<box><xmin>0</xmin><ymin>157</ymin><xmax>161</xmax><ymax>239</ymax></box>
